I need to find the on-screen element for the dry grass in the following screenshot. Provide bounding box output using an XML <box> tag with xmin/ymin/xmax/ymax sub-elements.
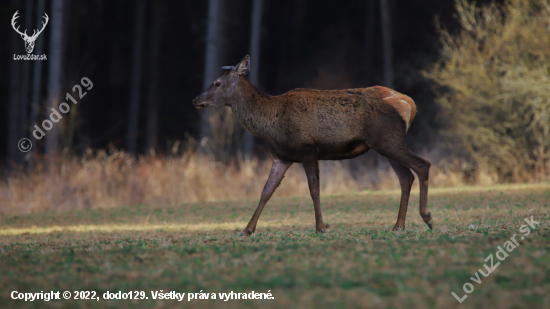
<box><xmin>2</xmin><ymin>147</ymin><xmax>543</xmax><ymax>215</ymax></box>
<box><xmin>0</xmin><ymin>149</ymin><xmax>354</xmax><ymax>214</ymax></box>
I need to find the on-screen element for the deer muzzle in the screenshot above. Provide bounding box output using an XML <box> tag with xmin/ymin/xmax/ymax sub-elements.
<box><xmin>192</xmin><ymin>94</ymin><xmax>209</xmax><ymax>109</ymax></box>
<box><xmin>192</xmin><ymin>99</ymin><xmax>207</xmax><ymax>109</ymax></box>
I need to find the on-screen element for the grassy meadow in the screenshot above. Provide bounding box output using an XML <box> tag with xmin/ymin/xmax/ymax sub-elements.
<box><xmin>1</xmin><ymin>183</ymin><xmax>549</xmax><ymax>308</ymax></box>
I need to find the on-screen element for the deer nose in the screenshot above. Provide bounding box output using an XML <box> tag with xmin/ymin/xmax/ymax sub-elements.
<box><xmin>193</xmin><ymin>97</ymin><xmax>207</xmax><ymax>109</ymax></box>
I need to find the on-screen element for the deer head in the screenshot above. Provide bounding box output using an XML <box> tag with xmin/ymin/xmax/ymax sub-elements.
<box><xmin>12</xmin><ymin>11</ymin><xmax>49</xmax><ymax>54</ymax></box>
<box><xmin>193</xmin><ymin>55</ymin><xmax>251</xmax><ymax>109</ymax></box>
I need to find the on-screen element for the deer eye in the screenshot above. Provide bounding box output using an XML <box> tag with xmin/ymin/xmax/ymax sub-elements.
<box><xmin>214</xmin><ymin>81</ymin><xmax>221</xmax><ymax>87</ymax></box>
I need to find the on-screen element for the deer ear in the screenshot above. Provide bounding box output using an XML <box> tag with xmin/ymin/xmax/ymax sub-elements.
<box><xmin>235</xmin><ymin>55</ymin><xmax>250</xmax><ymax>76</ymax></box>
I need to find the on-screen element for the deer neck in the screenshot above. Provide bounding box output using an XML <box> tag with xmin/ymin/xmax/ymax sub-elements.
<box><xmin>229</xmin><ymin>77</ymin><xmax>277</xmax><ymax>139</ymax></box>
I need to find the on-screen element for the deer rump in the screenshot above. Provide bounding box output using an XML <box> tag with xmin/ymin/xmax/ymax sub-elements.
<box><xmin>265</xmin><ymin>86</ymin><xmax>417</xmax><ymax>163</ymax></box>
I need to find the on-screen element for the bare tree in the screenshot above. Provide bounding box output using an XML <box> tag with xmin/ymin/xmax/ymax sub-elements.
<box><xmin>7</xmin><ymin>0</ymin><xmax>22</xmax><ymax>166</ymax></box>
<box><xmin>146</xmin><ymin>0</ymin><xmax>163</xmax><ymax>153</ymax></box>
<box><xmin>29</xmin><ymin>0</ymin><xmax>47</xmax><ymax>170</ymax></box>
<box><xmin>126</xmin><ymin>0</ymin><xmax>146</xmax><ymax>155</ymax></box>
<box><xmin>380</xmin><ymin>0</ymin><xmax>393</xmax><ymax>88</ymax></box>
<box><xmin>201</xmin><ymin>0</ymin><xmax>223</xmax><ymax>142</ymax></box>
<box><xmin>365</xmin><ymin>0</ymin><xmax>376</xmax><ymax>85</ymax></box>
<box><xmin>17</xmin><ymin>0</ymin><xmax>33</xmax><ymax>165</ymax></box>
<box><xmin>243</xmin><ymin>0</ymin><xmax>265</xmax><ymax>157</ymax></box>
<box><xmin>45</xmin><ymin>0</ymin><xmax>66</xmax><ymax>160</ymax></box>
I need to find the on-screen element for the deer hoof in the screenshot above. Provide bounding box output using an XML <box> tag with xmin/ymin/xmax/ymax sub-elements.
<box><xmin>392</xmin><ymin>225</ymin><xmax>405</xmax><ymax>231</ymax></box>
<box><xmin>422</xmin><ymin>212</ymin><xmax>433</xmax><ymax>230</ymax></box>
<box><xmin>239</xmin><ymin>229</ymin><xmax>254</xmax><ymax>236</ymax></box>
<box><xmin>316</xmin><ymin>229</ymin><xmax>326</xmax><ymax>234</ymax></box>
<box><xmin>238</xmin><ymin>232</ymin><xmax>244</xmax><ymax>237</ymax></box>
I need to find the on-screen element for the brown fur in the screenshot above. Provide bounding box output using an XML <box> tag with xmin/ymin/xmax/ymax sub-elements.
<box><xmin>228</xmin><ymin>81</ymin><xmax>416</xmax><ymax>162</ymax></box>
<box><xmin>193</xmin><ymin>55</ymin><xmax>432</xmax><ymax>235</ymax></box>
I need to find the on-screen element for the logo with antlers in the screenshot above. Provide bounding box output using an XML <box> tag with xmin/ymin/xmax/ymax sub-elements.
<box><xmin>11</xmin><ymin>10</ymin><xmax>49</xmax><ymax>54</ymax></box>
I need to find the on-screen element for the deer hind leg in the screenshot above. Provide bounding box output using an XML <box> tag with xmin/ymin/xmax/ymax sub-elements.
<box><xmin>239</xmin><ymin>157</ymin><xmax>293</xmax><ymax>236</ymax></box>
<box><xmin>301</xmin><ymin>152</ymin><xmax>325</xmax><ymax>233</ymax></box>
<box><xmin>374</xmin><ymin>143</ymin><xmax>432</xmax><ymax>230</ymax></box>
<box><xmin>387</xmin><ymin>158</ymin><xmax>415</xmax><ymax>231</ymax></box>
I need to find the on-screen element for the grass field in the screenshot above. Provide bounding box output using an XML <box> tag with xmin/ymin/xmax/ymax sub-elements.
<box><xmin>1</xmin><ymin>183</ymin><xmax>549</xmax><ymax>308</ymax></box>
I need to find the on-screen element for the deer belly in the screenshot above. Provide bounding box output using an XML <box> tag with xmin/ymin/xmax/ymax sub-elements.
<box><xmin>317</xmin><ymin>140</ymin><xmax>370</xmax><ymax>160</ymax></box>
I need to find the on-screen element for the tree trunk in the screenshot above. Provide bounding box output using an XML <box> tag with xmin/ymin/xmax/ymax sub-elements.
<box><xmin>29</xmin><ymin>0</ymin><xmax>47</xmax><ymax>170</ymax></box>
<box><xmin>380</xmin><ymin>0</ymin><xmax>393</xmax><ymax>88</ymax></box>
<box><xmin>63</xmin><ymin>1</ymin><xmax>82</xmax><ymax>155</ymax></box>
<box><xmin>45</xmin><ymin>0</ymin><xmax>66</xmax><ymax>162</ymax></box>
<box><xmin>126</xmin><ymin>0</ymin><xmax>146</xmax><ymax>155</ymax></box>
<box><xmin>7</xmin><ymin>0</ymin><xmax>22</xmax><ymax>166</ymax></box>
<box><xmin>365</xmin><ymin>0</ymin><xmax>376</xmax><ymax>85</ymax></box>
<box><xmin>146</xmin><ymin>0</ymin><xmax>163</xmax><ymax>154</ymax></box>
<box><xmin>201</xmin><ymin>0</ymin><xmax>223</xmax><ymax>141</ymax></box>
<box><xmin>17</xmin><ymin>0</ymin><xmax>33</xmax><ymax>165</ymax></box>
<box><xmin>243</xmin><ymin>0</ymin><xmax>265</xmax><ymax>157</ymax></box>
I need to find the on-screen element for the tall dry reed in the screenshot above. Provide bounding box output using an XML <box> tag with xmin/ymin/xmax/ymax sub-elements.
<box><xmin>0</xmin><ymin>149</ymin><xmax>339</xmax><ymax>214</ymax></box>
<box><xmin>0</xmin><ymin>147</ymin><xmax>499</xmax><ymax>214</ymax></box>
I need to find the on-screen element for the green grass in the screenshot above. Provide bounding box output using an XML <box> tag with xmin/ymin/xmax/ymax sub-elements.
<box><xmin>1</xmin><ymin>184</ymin><xmax>549</xmax><ymax>308</ymax></box>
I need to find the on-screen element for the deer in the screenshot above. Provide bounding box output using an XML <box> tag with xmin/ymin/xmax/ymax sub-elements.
<box><xmin>11</xmin><ymin>10</ymin><xmax>49</xmax><ymax>54</ymax></box>
<box><xmin>193</xmin><ymin>55</ymin><xmax>432</xmax><ymax>236</ymax></box>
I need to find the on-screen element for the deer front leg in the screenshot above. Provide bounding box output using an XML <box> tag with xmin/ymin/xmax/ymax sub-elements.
<box><xmin>301</xmin><ymin>153</ymin><xmax>325</xmax><ymax>233</ymax></box>
<box><xmin>239</xmin><ymin>157</ymin><xmax>292</xmax><ymax>236</ymax></box>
